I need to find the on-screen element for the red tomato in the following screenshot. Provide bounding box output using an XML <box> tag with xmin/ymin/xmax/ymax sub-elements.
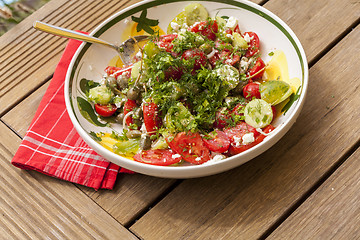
<box><xmin>133</xmin><ymin>149</ymin><xmax>182</xmax><ymax>166</ymax></box>
<box><xmin>203</xmin><ymin>130</ymin><xmax>230</xmax><ymax>153</ymax></box>
<box><xmin>244</xmin><ymin>32</ymin><xmax>260</xmax><ymax>58</ymax></box>
<box><xmin>214</xmin><ymin>107</ymin><xmax>231</xmax><ymax>128</ymax></box>
<box><xmin>231</xmin><ymin>103</ymin><xmax>246</xmax><ymax>117</ymax></box>
<box><xmin>248</xmin><ymin>58</ymin><xmax>265</xmax><ymax>79</ymax></box>
<box><xmin>156</xmin><ymin>34</ymin><xmax>177</xmax><ymax>53</ymax></box>
<box><xmin>228</xmin><ymin>124</ymin><xmax>275</xmax><ymax>155</ymax></box>
<box><xmin>182</xmin><ymin>49</ymin><xmax>208</xmax><ymax>71</ymax></box>
<box><xmin>123</xmin><ymin>99</ymin><xmax>138</xmax><ymax>127</ymax></box>
<box><xmin>167</xmin><ymin>132</ymin><xmax>211</xmax><ymax>164</ymax></box>
<box><xmin>164</xmin><ymin>65</ymin><xmax>183</xmax><ymax>81</ymax></box>
<box><xmin>104</xmin><ymin>65</ymin><xmax>132</xmax><ymax>78</ymax></box>
<box><xmin>271</xmin><ymin>106</ymin><xmax>277</xmax><ymax>120</ymax></box>
<box><xmin>189</xmin><ymin>20</ymin><xmax>218</xmax><ymax>40</ymax></box>
<box><xmin>220</xmin><ymin>50</ymin><xmax>241</xmax><ymax>66</ymax></box>
<box><xmin>94</xmin><ymin>104</ymin><xmax>117</xmax><ymax>117</ymax></box>
<box><xmin>243</xmin><ymin>82</ymin><xmax>261</xmax><ymax>100</ymax></box>
<box><xmin>224</xmin><ymin>121</ymin><xmax>259</xmax><ymax>145</ymax></box>
<box><xmin>143</xmin><ymin>101</ymin><xmax>161</xmax><ymax>135</ymax></box>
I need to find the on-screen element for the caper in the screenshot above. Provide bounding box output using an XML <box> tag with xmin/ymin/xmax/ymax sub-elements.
<box><xmin>127</xmin><ymin>86</ymin><xmax>141</xmax><ymax>100</ymax></box>
<box><xmin>140</xmin><ymin>134</ymin><xmax>152</xmax><ymax>150</ymax></box>
<box><xmin>126</xmin><ymin>130</ymin><xmax>142</xmax><ymax>139</ymax></box>
<box><xmin>106</xmin><ymin>76</ymin><xmax>117</xmax><ymax>90</ymax></box>
<box><xmin>133</xmin><ymin>107</ymin><xmax>143</xmax><ymax>120</ymax></box>
<box><xmin>115</xmin><ymin>112</ymin><xmax>124</xmax><ymax>123</ymax></box>
<box><xmin>199</xmin><ymin>43</ymin><xmax>212</xmax><ymax>54</ymax></box>
<box><xmin>117</xmin><ymin>74</ymin><xmax>129</xmax><ymax>89</ymax></box>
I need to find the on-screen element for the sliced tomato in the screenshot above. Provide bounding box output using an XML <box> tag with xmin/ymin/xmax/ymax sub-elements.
<box><xmin>143</xmin><ymin>101</ymin><xmax>161</xmax><ymax>135</ymax></box>
<box><xmin>156</xmin><ymin>34</ymin><xmax>177</xmax><ymax>53</ymax></box>
<box><xmin>243</xmin><ymin>82</ymin><xmax>261</xmax><ymax>100</ymax></box>
<box><xmin>228</xmin><ymin>124</ymin><xmax>275</xmax><ymax>155</ymax></box>
<box><xmin>231</xmin><ymin>103</ymin><xmax>246</xmax><ymax>117</ymax></box>
<box><xmin>203</xmin><ymin>130</ymin><xmax>230</xmax><ymax>153</ymax></box>
<box><xmin>224</xmin><ymin>121</ymin><xmax>259</xmax><ymax>145</ymax></box>
<box><xmin>220</xmin><ymin>50</ymin><xmax>241</xmax><ymax>66</ymax></box>
<box><xmin>189</xmin><ymin>20</ymin><xmax>218</xmax><ymax>41</ymax></box>
<box><xmin>244</xmin><ymin>32</ymin><xmax>260</xmax><ymax>58</ymax></box>
<box><xmin>248</xmin><ymin>58</ymin><xmax>265</xmax><ymax>79</ymax></box>
<box><xmin>133</xmin><ymin>149</ymin><xmax>182</xmax><ymax>166</ymax></box>
<box><xmin>94</xmin><ymin>104</ymin><xmax>117</xmax><ymax>117</ymax></box>
<box><xmin>123</xmin><ymin>99</ymin><xmax>138</xmax><ymax>127</ymax></box>
<box><xmin>181</xmin><ymin>49</ymin><xmax>208</xmax><ymax>71</ymax></box>
<box><xmin>214</xmin><ymin>107</ymin><xmax>231</xmax><ymax>129</ymax></box>
<box><xmin>167</xmin><ymin>132</ymin><xmax>211</xmax><ymax>164</ymax></box>
<box><xmin>104</xmin><ymin>65</ymin><xmax>132</xmax><ymax>78</ymax></box>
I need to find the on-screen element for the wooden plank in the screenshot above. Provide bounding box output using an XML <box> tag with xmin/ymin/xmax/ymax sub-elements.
<box><xmin>2</xmin><ymin>79</ymin><xmax>177</xmax><ymax>226</ymax></box>
<box><xmin>264</xmin><ymin>0</ymin><xmax>360</xmax><ymax>61</ymax></box>
<box><xmin>268</xmin><ymin>148</ymin><xmax>360</xmax><ymax>239</ymax></box>
<box><xmin>0</xmin><ymin>122</ymin><xmax>137</xmax><ymax>239</ymax></box>
<box><xmin>130</xmin><ymin>20</ymin><xmax>360</xmax><ymax>240</ymax></box>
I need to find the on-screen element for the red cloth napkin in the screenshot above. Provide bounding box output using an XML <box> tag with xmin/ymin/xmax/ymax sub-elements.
<box><xmin>12</xmin><ymin>37</ymin><xmax>133</xmax><ymax>190</ymax></box>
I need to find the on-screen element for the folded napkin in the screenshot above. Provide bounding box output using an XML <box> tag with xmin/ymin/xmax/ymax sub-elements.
<box><xmin>12</xmin><ymin>37</ymin><xmax>133</xmax><ymax>190</ymax></box>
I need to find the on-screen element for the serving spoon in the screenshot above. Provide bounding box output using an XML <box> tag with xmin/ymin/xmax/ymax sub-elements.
<box><xmin>33</xmin><ymin>21</ymin><xmax>149</xmax><ymax>65</ymax></box>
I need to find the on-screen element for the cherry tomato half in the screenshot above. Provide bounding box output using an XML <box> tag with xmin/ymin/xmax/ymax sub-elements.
<box><xmin>104</xmin><ymin>65</ymin><xmax>132</xmax><ymax>78</ymax></box>
<box><xmin>167</xmin><ymin>132</ymin><xmax>211</xmax><ymax>164</ymax></box>
<box><xmin>214</xmin><ymin>107</ymin><xmax>231</xmax><ymax>129</ymax></box>
<box><xmin>228</xmin><ymin>124</ymin><xmax>275</xmax><ymax>155</ymax></box>
<box><xmin>224</xmin><ymin>121</ymin><xmax>259</xmax><ymax>146</ymax></box>
<box><xmin>133</xmin><ymin>149</ymin><xmax>182</xmax><ymax>166</ymax></box>
<box><xmin>244</xmin><ymin>32</ymin><xmax>260</xmax><ymax>58</ymax></box>
<box><xmin>189</xmin><ymin>20</ymin><xmax>218</xmax><ymax>41</ymax></box>
<box><xmin>243</xmin><ymin>82</ymin><xmax>261</xmax><ymax>100</ymax></box>
<box><xmin>94</xmin><ymin>104</ymin><xmax>117</xmax><ymax>117</ymax></box>
<box><xmin>156</xmin><ymin>34</ymin><xmax>177</xmax><ymax>53</ymax></box>
<box><xmin>182</xmin><ymin>49</ymin><xmax>208</xmax><ymax>71</ymax></box>
<box><xmin>143</xmin><ymin>101</ymin><xmax>161</xmax><ymax>136</ymax></box>
<box><xmin>123</xmin><ymin>99</ymin><xmax>138</xmax><ymax>127</ymax></box>
<box><xmin>203</xmin><ymin>130</ymin><xmax>230</xmax><ymax>153</ymax></box>
<box><xmin>248</xmin><ymin>58</ymin><xmax>265</xmax><ymax>80</ymax></box>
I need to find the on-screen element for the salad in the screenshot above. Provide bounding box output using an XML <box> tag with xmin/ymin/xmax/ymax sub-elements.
<box><xmin>84</xmin><ymin>3</ymin><xmax>298</xmax><ymax>166</ymax></box>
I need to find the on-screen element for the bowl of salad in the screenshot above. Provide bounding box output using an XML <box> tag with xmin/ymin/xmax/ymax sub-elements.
<box><xmin>65</xmin><ymin>0</ymin><xmax>308</xmax><ymax>178</ymax></box>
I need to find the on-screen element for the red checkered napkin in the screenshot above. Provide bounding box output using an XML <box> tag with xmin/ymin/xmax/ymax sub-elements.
<box><xmin>12</xmin><ymin>37</ymin><xmax>133</xmax><ymax>190</ymax></box>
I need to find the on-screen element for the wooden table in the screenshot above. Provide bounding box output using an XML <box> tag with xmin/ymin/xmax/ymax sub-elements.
<box><xmin>1</xmin><ymin>0</ymin><xmax>359</xmax><ymax>239</ymax></box>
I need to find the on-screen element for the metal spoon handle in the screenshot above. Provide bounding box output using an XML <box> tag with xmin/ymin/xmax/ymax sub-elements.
<box><xmin>33</xmin><ymin>21</ymin><xmax>118</xmax><ymax>51</ymax></box>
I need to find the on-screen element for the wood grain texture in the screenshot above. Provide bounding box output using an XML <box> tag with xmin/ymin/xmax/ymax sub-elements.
<box><xmin>264</xmin><ymin>0</ymin><xmax>360</xmax><ymax>62</ymax></box>
<box><xmin>0</xmin><ymin>122</ymin><xmax>137</xmax><ymax>240</ymax></box>
<box><xmin>268</xmin><ymin>148</ymin><xmax>360</xmax><ymax>239</ymax></box>
<box><xmin>130</xmin><ymin>20</ymin><xmax>360</xmax><ymax>240</ymax></box>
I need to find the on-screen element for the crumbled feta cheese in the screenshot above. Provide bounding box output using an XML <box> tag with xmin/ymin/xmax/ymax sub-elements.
<box><xmin>242</xmin><ymin>132</ymin><xmax>255</xmax><ymax>144</ymax></box>
<box><xmin>136</xmin><ymin>50</ymin><xmax>142</xmax><ymax>59</ymax></box>
<box><xmin>244</xmin><ymin>33</ymin><xmax>253</xmax><ymax>43</ymax></box>
<box><xmin>172</xmin><ymin>154</ymin><xmax>181</xmax><ymax>159</ymax></box>
<box><xmin>226</xmin><ymin>16</ymin><xmax>238</xmax><ymax>29</ymax></box>
<box><xmin>195</xmin><ymin>156</ymin><xmax>202</xmax><ymax>162</ymax></box>
<box><xmin>226</xmin><ymin>33</ymin><xmax>233</xmax><ymax>40</ymax></box>
<box><xmin>233</xmin><ymin>136</ymin><xmax>242</xmax><ymax>147</ymax></box>
<box><xmin>212</xmin><ymin>154</ymin><xmax>226</xmax><ymax>162</ymax></box>
<box><xmin>171</xmin><ymin>22</ymin><xmax>180</xmax><ymax>31</ymax></box>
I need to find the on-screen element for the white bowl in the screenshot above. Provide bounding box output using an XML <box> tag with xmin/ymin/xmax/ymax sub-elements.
<box><xmin>65</xmin><ymin>0</ymin><xmax>308</xmax><ymax>178</ymax></box>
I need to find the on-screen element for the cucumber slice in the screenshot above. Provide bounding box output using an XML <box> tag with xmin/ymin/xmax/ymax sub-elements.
<box><xmin>232</xmin><ymin>32</ymin><xmax>248</xmax><ymax>49</ymax></box>
<box><xmin>88</xmin><ymin>85</ymin><xmax>114</xmax><ymax>105</ymax></box>
<box><xmin>167</xmin><ymin>11</ymin><xmax>187</xmax><ymax>34</ymax></box>
<box><xmin>184</xmin><ymin>3</ymin><xmax>209</xmax><ymax>26</ymax></box>
<box><xmin>164</xmin><ymin>102</ymin><xmax>197</xmax><ymax>132</ymax></box>
<box><xmin>244</xmin><ymin>99</ymin><xmax>273</xmax><ymax>128</ymax></box>
<box><xmin>214</xmin><ymin>65</ymin><xmax>240</xmax><ymax>90</ymax></box>
<box><xmin>215</xmin><ymin>16</ymin><xmax>227</xmax><ymax>29</ymax></box>
<box><xmin>131</xmin><ymin>61</ymin><xmax>142</xmax><ymax>80</ymax></box>
<box><xmin>260</xmin><ymin>80</ymin><xmax>293</xmax><ymax>105</ymax></box>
